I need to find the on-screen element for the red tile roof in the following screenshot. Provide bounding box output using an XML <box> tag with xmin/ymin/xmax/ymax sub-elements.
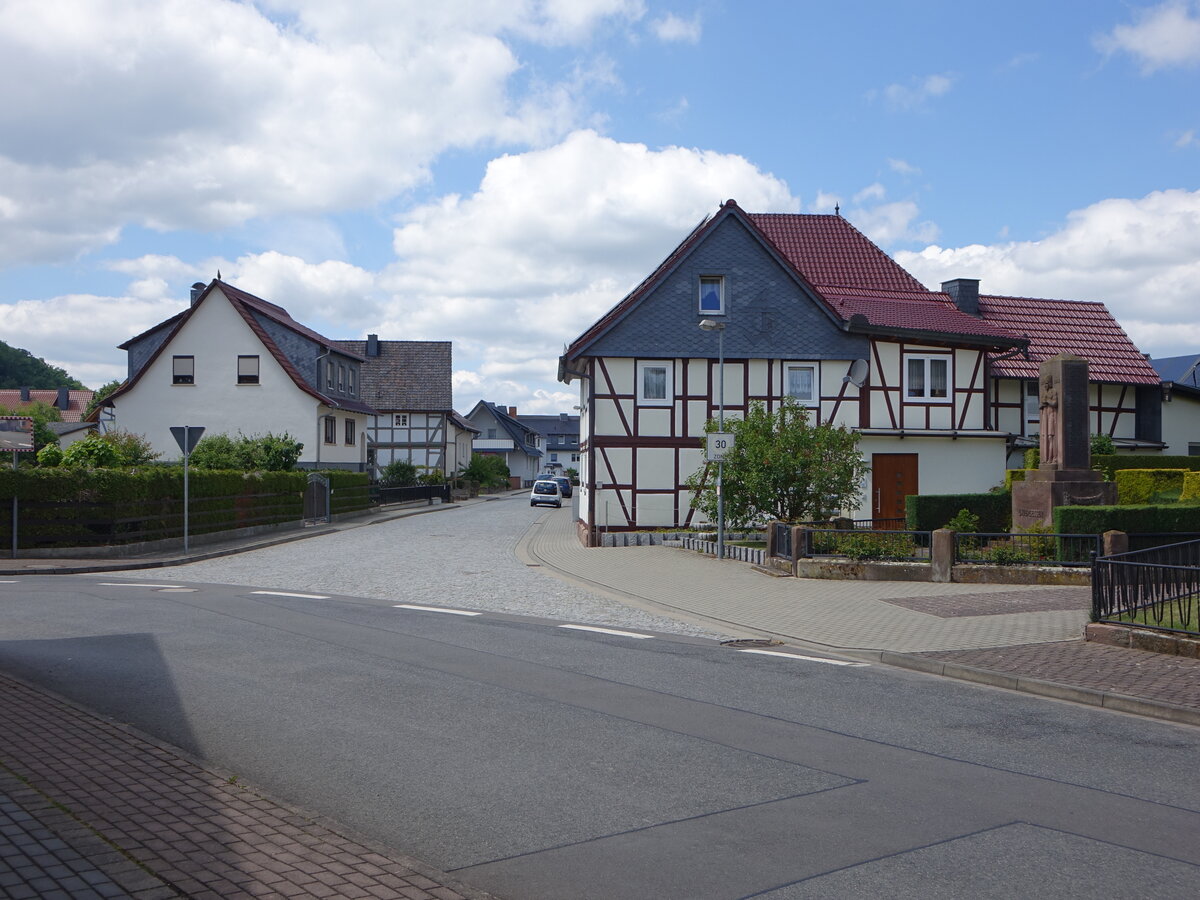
<box><xmin>0</xmin><ymin>389</ymin><xmax>94</xmax><ymax>422</ymax></box>
<box><xmin>749</xmin><ymin>214</ymin><xmax>928</xmax><ymax>292</ymax></box>
<box><xmin>978</xmin><ymin>294</ymin><xmax>1160</xmax><ymax>385</ymax></box>
<box><xmin>814</xmin><ymin>286</ymin><xmax>1019</xmax><ymax>344</ymax></box>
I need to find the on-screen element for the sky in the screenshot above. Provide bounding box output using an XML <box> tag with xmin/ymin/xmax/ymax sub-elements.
<box><xmin>1</xmin><ymin>0</ymin><xmax>1198</xmax><ymax>414</ymax></box>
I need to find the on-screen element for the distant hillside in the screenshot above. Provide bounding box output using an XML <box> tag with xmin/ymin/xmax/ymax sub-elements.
<box><xmin>0</xmin><ymin>339</ymin><xmax>85</xmax><ymax>389</ymax></box>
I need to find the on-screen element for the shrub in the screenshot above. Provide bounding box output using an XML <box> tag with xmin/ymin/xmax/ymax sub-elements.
<box><xmin>61</xmin><ymin>434</ymin><xmax>121</xmax><ymax>468</ymax></box>
<box><xmin>36</xmin><ymin>444</ymin><xmax>63</xmax><ymax>467</ymax></box>
<box><xmin>97</xmin><ymin>430</ymin><xmax>160</xmax><ymax>466</ymax></box>
<box><xmin>907</xmin><ymin>493</ymin><xmax>1010</xmax><ymax>532</ymax></box>
<box><xmin>1091</xmin><ymin>455</ymin><xmax>1200</xmax><ymax>481</ymax></box>
<box><xmin>461</xmin><ymin>453</ymin><xmax>510</xmax><ymax>488</ymax></box>
<box><xmin>380</xmin><ymin>460</ymin><xmax>419</xmax><ymax>487</ymax></box>
<box><xmin>1090</xmin><ymin>434</ymin><xmax>1116</xmax><ymax>456</ymax></box>
<box><xmin>1004</xmin><ymin>469</ymin><xmax>1029</xmax><ymax>491</ymax></box>
<box><xmin>830</xmin><ymin>532</ymin><xmax>918</xmax><ymax>561</ymax></box>
<box><xmin>1114</xmin><ymin>469</ymin><xmax>1188</xmax><ymax>505</ymax></box>
<box><xmin>944</xmin><ymin>508</ymin><xmax>981</xmax><ymax>532</ymax></box>
<box><xmin>1183</xmin><ymin>473</ymin><xmax>1200</xmax><ymax>502</ymax></box>
<box><xmin>1024</xmin><ymin>448</ymin><xmax>1040</xmax><ymax>469</ymax></box>
<box><xmin>189</xmin><ymin>432</ymin><xmax>303</xmax><ymax>471</ymax></box>
<box><xmin>1054</xmin><ymin>504</ymin><xmax>1200</xmax><ymax>536</ymax></box>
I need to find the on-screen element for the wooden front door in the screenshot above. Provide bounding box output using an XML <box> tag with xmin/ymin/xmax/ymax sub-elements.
<box><xmin>872</xmin><ymin>453</ymin><xmax>918</xmax><ymax>524</ymax></box>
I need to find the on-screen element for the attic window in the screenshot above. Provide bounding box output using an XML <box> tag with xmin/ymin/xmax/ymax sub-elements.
<box><xmin>699</xmin><ymin>276</ymin><xmax>724</xmax><ymax>315</ymax></box>
<box><xmin>237</xmin><ymin>355</ymin><xmax>260</xmax><ymax>385</ymax></box>
<box><xmin>172</xmin><ymin>356</ymin><xmax>194</xmax><ymax>385</ymax></box>
<box><xmin>338</xmin><ymin>364</ymin><xmax>345</xmax><ymax>392</ymax></box>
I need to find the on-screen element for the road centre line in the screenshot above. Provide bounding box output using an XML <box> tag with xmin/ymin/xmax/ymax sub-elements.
<box><xmin>393</xmin><ymin>604</ymin><xmax>481</xmax><ymax>616</ymax></box>
<box><xmin>98</xmin><ymin>583</ymin><xmax>183</xmax><ymax>588</ymax></box>
<box><xmin>737</xmin><ymin>648</ymin><xmax>868</xmax><ymax>666</ymax></box>
<box><xmin>251</xmin><ymin>590</ymin><xmax>330</xmax><ymax>600</ymax></box>
<box><xmin>559</xmin><ymin>624</ymin><xmax>654</xmax><ymax>639</ymax></box>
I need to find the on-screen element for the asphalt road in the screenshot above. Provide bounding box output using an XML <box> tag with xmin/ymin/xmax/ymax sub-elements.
<box><xmin>2</xmin><ymin>499</ymin><xmax>1199</xmax><ymax>898</ymax></box>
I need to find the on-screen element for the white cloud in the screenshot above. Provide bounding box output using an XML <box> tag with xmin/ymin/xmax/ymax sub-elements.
<box><xmin>849</xmin><ymin>200</ymin><xmax>938</xmax><ymax>246</ymax></box>
<box><xmin>895</xmin><ymin>188</ymin><xmax>1200</xmax><ymax>356</ymax></box>
<box><xmin>853</xmin><ymin>182</ymin><xmax>886</xmax><ymax>204</ymax></box>
<box><xmin>1175</xmin><ymin>128</ymin><xmax>1199</xmax><ymax>148</ymax></box>
<box><xmin>380</xmin><ymin>129</ymin><xmax>798</xmax><ymax>411</ymax></box>
<box><xmin>809</xmin><ymin>191</ymin><xmax>842</xmax><ymax>213</ymax></box>
<box><xmin>873</xmin><ymin>73</ymin><xmax>954</xmax><ymax>111</ymax></box>
<box><xmin>887</xmin><ymin>158</ymin><xmax>920</xmax><ymax>176</ymax></box>
<box><xmin>0</xmin><ymin>0</ymin><xmax>639</xmax><ymax>266</ymax></box>
<box><xmin>650</xmin><ymin>12</ymin><xmax>702</xmax><ymax>43</ymax></box>
<box><xmin>1095</xmin><ymin>2</ymin><xmax>1200</xmax><ymax>72</ymax></box>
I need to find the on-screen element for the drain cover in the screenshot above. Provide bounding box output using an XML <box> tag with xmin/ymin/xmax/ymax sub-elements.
<box><xmin>720</xmin><ymin>639</ymin><xmax>784</xmax><ymax>648</ymax></box>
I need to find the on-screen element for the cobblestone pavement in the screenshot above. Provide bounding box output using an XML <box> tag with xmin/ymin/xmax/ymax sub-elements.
<box><xmin>0</xmin><ymin>673</ymin><xmax>487</xmax><ymax>900</ymax></box>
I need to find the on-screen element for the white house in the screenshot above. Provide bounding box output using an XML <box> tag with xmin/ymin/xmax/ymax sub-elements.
<box><xmin>559</xmin><ymin>200</ymin><xmax>1163</xmax><ymax>541</ymax></box>
<box><xmin>1152</xmin><ymin>355</ymin><xmax>1200</xmax><ymax>457</ymax></box>
<box><xmin>105</xmin><ymin>279</ymin><xmax>376</xmax><ymax>469</ymax></box>
<box><xmin>465</xmin><ymin>401</ymin><xmax>543</xmax><ymax>486</ymax></box>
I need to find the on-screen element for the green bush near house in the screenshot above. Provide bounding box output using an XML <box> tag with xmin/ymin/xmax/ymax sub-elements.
<box><xmin>906</xmin><ymin>492</ymin><xmax>1011</xmax><ymax>533</ymax></box>
<box><xmin>828</xmin><ymin>531</ymin><xmax>918</xmax><ymax>561</ymax></box>
<box><xmin>1004</xmin><ymin>469</ymin><xmax>1030</xmax><ymax>491</ymax></box>
<box><xmin>1182</xmin><ymin>473</ymin><xmax>1200</xmax><ymax>502</ymax></box>
<box><xmin>1054</xmin><ymin>503</ymin><xmax>1200</xmax><ymax>537</ymax></box>
<box><xmin>1091</xmin><ymin>455</ymin><xmax>1200</xmax><ymax>481</ymax></box>
<box><xmin>1114</xmin><ymin>469</ymin><xmax>1188</xmax><ymax>505</ymax></box>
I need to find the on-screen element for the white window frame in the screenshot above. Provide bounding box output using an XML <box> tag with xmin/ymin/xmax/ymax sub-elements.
<box><xmin>636</xmin><ymin>360</ymin><xmax>673</xmax><ymax>406</ymax></box>
<box><xmin>783</xmin><ymin>363</ymin><xmax>819</xmax><ymax>406</ymax></box>
<box><xmin>1024</xmin><ymin>380</ymin><xmax>1039</xmax><ymax>423</ymax></box>
<box><xmin>905</xmin><ymin>354</ymin><xmax>951</xmax><ymax>403</ymax></box>
<box><xmin>395</xmin><ymin>414</ymin><xmax>408</xmax><ymax>427</ymax></box>
<box><xmin>698</xmin><ymin>275</ymin><xmax>725</xmax><ymax>315</ymax></box>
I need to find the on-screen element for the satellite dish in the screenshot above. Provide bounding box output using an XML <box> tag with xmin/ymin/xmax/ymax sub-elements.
<box><xmin>843</xmin><ymin>359</ymin><xmax>869</xmax><ymax>387</ymax></box>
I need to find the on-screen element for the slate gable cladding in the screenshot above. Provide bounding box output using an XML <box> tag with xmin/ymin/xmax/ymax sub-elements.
<box><xmin>123</xmin><ymin>317</ymin><xmax>183</xmax><ymax>380</ymax></box>
<box><xmin>332</xmin><ymin>340</ymin><xmax>453</xmax><ymax>410</ymax></box>
<box><xmin>584</xmin><ymin>215</ymin><xmax>867</xmax><ymax>360</ymax></box>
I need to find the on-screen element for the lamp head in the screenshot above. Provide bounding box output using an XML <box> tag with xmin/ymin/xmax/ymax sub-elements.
<box><xmin>698</xmin><ymin>319</ymin><xmax>726</xmax><ymax>332</ymax></box>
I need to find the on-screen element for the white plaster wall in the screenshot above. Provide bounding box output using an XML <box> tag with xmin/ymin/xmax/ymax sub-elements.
<box><xmin>113</xmin><ymin>289</ymin><xmax>326</xmax><ymax>463</ymax></box>
<box><xmin>854</xmin><ymin>436</ymin><xmax>1009</xmax><ymax>518</ymax></box>
<box><xmin>1161</xmin><ymin>392</ymin><xmax>1200</xmax><ymax>455</ymax></box>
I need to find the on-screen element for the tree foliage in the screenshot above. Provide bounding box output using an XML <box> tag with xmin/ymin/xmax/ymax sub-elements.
<box><xmin>189</xmin><ymin>432</ymin><xmax>304</xmax><ymax>471</ymax></box>
<box><xmin>460</xmin><ymin>452</ymin><xmax>510</xmax><ymax>488</ymax></box>
<box><xmin>685</xmin><ymin>399</ymin><xmax>868</xmax><ymax>527</ymax></box>
<box><xmin>84</xmin><ymin>380</ymin><xmax>123</xmax><ymax>419</ymax></box>
<box><xmin>0</xmin><ymin>339</ymin><xmax>84</xmax><ymax>389</ymax></box>
<box><xmin>61</xmin><ymin>433</ymin><xmax>122</xmax><ymax>468</ymax></box>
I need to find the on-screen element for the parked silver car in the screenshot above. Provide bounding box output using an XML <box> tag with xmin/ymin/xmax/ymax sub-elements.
<box><xmin>530</xmin><ymin>479</ymin><xmax>563</xmax><ymax>508</ymax></box>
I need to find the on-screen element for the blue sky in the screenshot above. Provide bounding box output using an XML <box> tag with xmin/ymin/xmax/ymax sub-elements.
<box><xmin>1</xmin><ymin>0</ymin><xmax>1198</xmax><ymax>412</ymax></box>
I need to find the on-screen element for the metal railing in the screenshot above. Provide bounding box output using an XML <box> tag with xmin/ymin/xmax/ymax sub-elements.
<box><xmin>1093</xmin><ymin>538</ymin><xmax>1200</xmax><ymax>637</ymax></box>
<box><xmin>772</xmin><ymin>522</ymin><xmax>794</xmax><ymax>561</ymax></box>
<box><xmin>954</xmin><ymin>532</ymin><xmax>1101</xmax><ymax>567</ymax></box>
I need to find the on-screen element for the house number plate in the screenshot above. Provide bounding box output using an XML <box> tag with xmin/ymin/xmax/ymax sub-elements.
<box><xmin>706</xmin><ymin>432</ymin><xmax>735</xmax><ymax>461</ymax></box>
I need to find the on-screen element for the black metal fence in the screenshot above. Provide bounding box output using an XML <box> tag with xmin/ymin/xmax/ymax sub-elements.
<box><xmin>954</xmin><ymin>532</ymin><xmax>1101</xmax><ymax>567</ymax></box>
<box><xmin>371</xmin><ymin>484</ymin><xmax>451</xmax><ymax>506</ymax></box>
<box><xmin>772</xmin><ymin>522</ymin><xmax>794</xmax><ymax>561</ymax></box>
<box><xmin>1127</xmin><ymin>532</ymin><xmax>1200</xmax><ymax>553</ymax></box>
<box><xmin>1093</xmin><ymin>538</ymin><xmax>1200</xmax><ymax>637</ymax></box>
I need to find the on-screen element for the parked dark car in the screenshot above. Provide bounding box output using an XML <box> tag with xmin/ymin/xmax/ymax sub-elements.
<box><xmin>538</xmin><ymin>474</ymin><xmax>572</xmax><ymax>498</ymax></box>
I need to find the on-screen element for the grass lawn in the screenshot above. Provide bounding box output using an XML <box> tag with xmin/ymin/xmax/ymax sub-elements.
<box><xmin>1117</xmin><ymin>601</ymin><xmax>1198</xmax><ymax>634</ymax></box>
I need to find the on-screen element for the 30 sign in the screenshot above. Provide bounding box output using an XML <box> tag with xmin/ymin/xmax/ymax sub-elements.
<box><xmin>706</xmin><ymin>432</ymin><xmax>735</xmax><ymax>461</ymax></box>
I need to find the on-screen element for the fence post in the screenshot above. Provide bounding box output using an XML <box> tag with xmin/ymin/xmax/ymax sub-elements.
<box><xmin>931</xmin><ymin>528</ymin><xmax>955</xmax><ymax>582</ymax></box>
<box><xmin>1102</xmin><ymin>529</ymin><xmax>1128</xmax><ymax>557</ymax></box>
<box><xmin>766</xmin><ymin>521</ymin><xmax>778</xmax><ymax>559</ymax></box>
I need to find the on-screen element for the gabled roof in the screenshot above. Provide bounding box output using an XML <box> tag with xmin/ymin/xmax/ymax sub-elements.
<box><xmin>978</xmin><ymin>295</ymin><xmax>1160</xmax><ymax>385</ymax></box>
<box><xmin>108</xmin><ymin>280</ymin><xmax>375</xmax><ymax>414</ymax></box>
<box><xmin>1151</xmin><ymin>354</ymin><xmax>1200</xmax><ymax>387</ymax></box>
<box><xmin>448</xmin><ymin>410</ymin><xmax>480</xmax><ymax>434</ymax></box>
<box><xmin>563</xmin><ymin>201</ymin><xmax>1023</xmax><ymax>367</ymax></box>
<box><xmin>0</xmin><ymin>389</ymin><xmax>94</xmax><ymax>422</ymax></box>
<box><xmin>467</xmin><ymin>400</ymin><xmax>543</xmax><ymax>459</ymax></box>
<box><xmin>516</xmin><ymin>414</ymin><xmax>580</xmax><ymax>439</ymax></box>
<box><xmin>331</xmin><ymin>340</ymin><xmax>452</xmax><ymax>410</ymax></box>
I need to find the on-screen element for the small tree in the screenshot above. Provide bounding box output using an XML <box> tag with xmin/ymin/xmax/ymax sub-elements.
<box><xmin>189</xmin><ymin>432</ymin><xmax>303</xmax><ymax>471</ymax></box>
<box><xmin>685</xmin><ymin>398</ymin><xmax>868</xmax><ymax>527</ymax></box>
<box><xmin>98</xmin><ymin>430</ymin><xmax>160</xmax><ymax>466</ymax></box>
<box><xmin>461</xmin><ymin>453</ymin><xmax>510</xmax><ymax>488</ymax></box>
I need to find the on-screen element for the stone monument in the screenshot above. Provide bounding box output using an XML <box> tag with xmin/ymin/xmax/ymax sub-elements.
<box><xmin>1011</xmin><ymin>354</ymin><xmax>1116</xmax><ymax>530</ymax></box>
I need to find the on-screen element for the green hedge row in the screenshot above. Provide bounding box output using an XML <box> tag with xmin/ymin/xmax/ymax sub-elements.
<box><xmin>0</xmin><ymin>468</ymin><xmax>370</xmax><ymax>548</ymax></box>
<box><xmin>1091</xmin><ymin>455</ymin><xmax>1200</xmax><ymax>480</ymax></box>
<box><xmin>906</xmin><ymin>492</ymin><xmax>1011</xmax><ymax>532</ymax></box>
<box><xmin>1054</xmin><ymin>503</ymin><xmax>1200</xmax><ymax>535</ymax></box>
<box><xmin>1113</xmin><ymin>469</ymin><xmax>1188</xmax><ymax>504</ymax></box>
<box><xmin>1184</xmin><ymin>473</ymin><xmax>1200</xmax><ymax>502</ymax></box>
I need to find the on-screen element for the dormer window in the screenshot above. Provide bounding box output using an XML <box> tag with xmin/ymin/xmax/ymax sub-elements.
<box><xmin>699</xmin><ymin>276</ymin><xmax>724</xmax><ymax>315</ymax></box>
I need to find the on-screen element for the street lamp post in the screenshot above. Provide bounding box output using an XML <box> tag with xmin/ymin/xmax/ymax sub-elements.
<box><xmin>699</xmin><ymin>319</ymin><xmax>726</xmax><ymax>559</ymax></box>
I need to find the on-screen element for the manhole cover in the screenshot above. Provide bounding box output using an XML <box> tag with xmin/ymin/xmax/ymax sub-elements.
<box><xmin>720</xmin><ymin>639</ymin><xmax>784</xmax><ymax>648</ymax></box>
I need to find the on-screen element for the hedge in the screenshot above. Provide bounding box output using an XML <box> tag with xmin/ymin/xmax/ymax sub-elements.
<box><xmin>906</xmin><ymin>492</ymin><xmax>1011</xmax><ymax>532</ymax></box>
<box><xmin>1183</xmin><ymin>473</ymin><xmax>1200</xmax><ymax>502</ymax></box>
<box><xmin>1091</xmin><ymin>454</ymin><xmax>1200</xmax><ymax>481</ymax></box>
<box><xmin>1004</xmin><ymin>469</ymin><xmax>1030</xmax><ymax>491</ymax></box>
<box><xmin>0</xmin><ymin>468</ymin><xmax>370</xmax><ymax>549</ymax></box>
<box><xmin>1113</xmin><ymin>469</ymin><xmax>1188</xmax><ymax>504</ymax></box>
<box><xmin>1053</xmin><ymin>503</ymin><xmax>1200</xmax><ymax>536</ymax></box>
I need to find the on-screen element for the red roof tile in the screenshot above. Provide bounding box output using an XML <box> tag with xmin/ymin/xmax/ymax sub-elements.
<box><xmin>978</xmin><ymin>295</ymin><xmax>1160</xmax><ymax>385</ymax></box>
<box><xmin>820</xmin><ymin>287</ymin><xmax>1022</xmax><ymax>344</ymax></box>
<box><xmin>0</xmin><ymin>389</ymin><xmax>94</xmax><ymax>422</ymax></box>
<box><xmin>749</xmin><ymin>214</ymin><xmax>928</xmax><ymax>292</ymax></box>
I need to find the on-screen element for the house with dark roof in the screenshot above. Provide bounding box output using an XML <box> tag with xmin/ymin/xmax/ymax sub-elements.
<box><xmin>559</xmin><ymin>199</ymin><xmax>1162</xmax><ymax>538</ymax></box>
<box><xmin>1151</xmin><ymin>355</ymin><xmax>1200</xmax><ymax>457</ymax></box>
<box><xmin>105</xmin><ymin>279</ymin><xmax>376</xmax><ymax>469</ymax></box>
<box><xmin>331</xmin><ymin>336</ymin><xmax>468</xmax><ymax>477</ymax></box>
<box><xmin>517</xmin><ymin>413</ymin><xmax>580</xmax><ymax>474</ymax></box>
<box><xmin>465</xmin><ymin>401</ymin><xmax>543</xmax><ymax>486</ymax></box>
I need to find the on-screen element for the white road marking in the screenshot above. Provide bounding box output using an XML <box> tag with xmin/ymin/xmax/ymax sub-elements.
<box><xmin>559</xmin><ymin>624</ymin><xmax>654</xmax><ymax>639</ymax></box>
<box><xmin>737</xmin><ymin>649</ymin><xmax>867</xmax><ymax>666</ymax></box>
<box><xmin>252</xmin><ymin>590</ymin><xmax>329</xmax><ymax>600</ymax></box>
<box><xmin>158</xmin><ymin>588</ymin><xmax>198</xmax><ymax>593</ymax></box>
<box><xmin>393</xmin><ymin>604</ymin><xmax>481</xmax><ymax>616</ymax></box>
<box><xmin>98</xmin><ymin>583</ymin><xmax>183</xmax><ymax>588</ymax></box>
<box><xmin>0</xmin><ymin>580</ymin><xmax>19</xmax><ymax>583</ymax></box>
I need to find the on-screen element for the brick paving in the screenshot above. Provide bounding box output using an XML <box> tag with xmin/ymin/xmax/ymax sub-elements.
<box><xmin>0</xmin><ymin>674</ymin><xmax>488</xmax><ymax>900</ymax></box>
<box><xmin>879</xmin><ymin>587</ymin><xmax>1091</xmax><ymax>618</ymax></box>
<box><xmin>919</xmin><ymin>641</ymin><xmax>1200</xmax><ymax>712</ymax></box>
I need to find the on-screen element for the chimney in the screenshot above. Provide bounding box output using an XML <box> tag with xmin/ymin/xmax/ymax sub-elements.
<box><xmin>19</xmin><ymin>387</ymin><xmax>30</xmax><ymax>402</ymax></box>
<box><xmin>509</xmin><ymin>406</ymin><xmax>517</xmax><ymax>417</ymax></box>
<box><xmin>190</xmin><ymin>282</ymin><xmax>206</xmax><ymax>305</ymax></box>
<box><xmin>942</xmin><ymin>278</ymin><xmax>980</xmax><ymax>317</ymax></box>
<box><xmin>559</xmin><ymin>412</ymin><xmax>568</xmax><ymax>423</ymax></box>
<box><xmin>366</xmin><ymin>334</ymin><xmax>379</xmax><ymax>357</ymax></box>
<box><xmin>56</xmin><ymin>387</ymin><xmax>70</xmax><ymax>410</ymax></box>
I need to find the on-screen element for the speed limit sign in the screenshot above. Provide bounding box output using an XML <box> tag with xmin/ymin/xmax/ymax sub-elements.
<box><xmin>706</xmin><ymin>432</ymin><xmax>735</xmax><ymax>461</ymax></box>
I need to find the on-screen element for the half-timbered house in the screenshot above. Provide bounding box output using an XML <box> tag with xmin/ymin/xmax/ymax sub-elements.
<box><xmin>559</xmin><ymin>199</ymin><xmax>1161</xmax><ymax>541</ymax></box>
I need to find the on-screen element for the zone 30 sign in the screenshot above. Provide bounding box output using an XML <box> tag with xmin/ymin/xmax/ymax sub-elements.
<box><xmin>706</xmin><ymin>432</ymin><xmax>735</xmax><ymax>461</ymax></box>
